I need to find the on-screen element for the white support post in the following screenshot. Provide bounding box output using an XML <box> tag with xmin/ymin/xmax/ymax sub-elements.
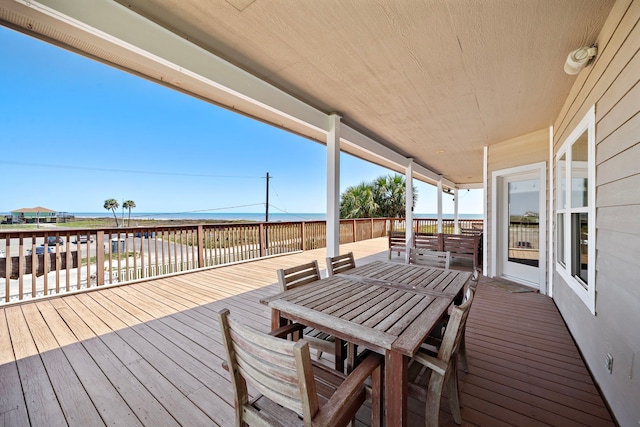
<box><xmin>326</xmin><ymin>114</ymin><xmax>341</xmax><ymax>258</ymax></box>
<box><xmin>405</xmin><ymin>159</ymin><xmax>414</xmax><ymax>263</ymax></box>
<box><xmin>482</xmin><ymin>146</ymin><xmax>488</xmax><ymax>276</ymax></box>
<box><xmin>437</xmin><ymin>178</ymin><xmax>443</xmax><ymax>233</ymax></box>
<box><xmin>454</xmin><ymin>188</ymin><xmax>459</xmax><ymax>234</ymax></box>
<box><xmin>548</xmin><ymin>125</ymin><xmax>554</xmax><ymax>297</ymax></box>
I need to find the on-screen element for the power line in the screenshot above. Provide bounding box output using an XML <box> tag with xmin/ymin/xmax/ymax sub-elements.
<box><xmin>270</xmin><ymin>180</ymin><xmax>318</xmax><ymax>221</ymax></box>
<box><xmin>130</xmin><ymin>203</ymin><xmax>266</xmax><ymax>218</ymax></box>
<box><xmin>268</xmin><ymin>204</ymin><xmax>316</xmax><ymax>221</ymax></box>
<box><xmin>0</xmin><ymin>160</ymin><xmax>262</xmax><ymax>179</ymax></box>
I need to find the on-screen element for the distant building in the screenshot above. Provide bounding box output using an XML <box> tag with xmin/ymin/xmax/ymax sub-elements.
<box><xmin>10</xmin><ymin>207</ymin><xmax>57</xmax><ymax>224</ymax></box>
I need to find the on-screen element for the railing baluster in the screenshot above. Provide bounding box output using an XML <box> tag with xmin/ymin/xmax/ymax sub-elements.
<box><xmin>140</xmin><ymin>231</ymin><xmax>145</xmax><ymax>279</ymax></box>
<box><xmin>18</xmin><ymin>235</ymin><xmax>24</xmax><ymax>300</ymax></box>
<box><xmin>96</xmin><ymin>231</ymin><xmax>104</xmax><ymax>286</ymax></box>
<box><xmin>4</xmin><ymin>237</ymin><xmax>10</xmax><ymax>303</ymax></box>
<box><xmin>167</xmin><ymin>229</ymin><xmax>173</xmax><ymax>273</ymax></box>
<box><xmin>75</xmin><ymin>232</ymin><xmax>80</xmax><ymax>292</ymax></box>
<box><xmin>43</xmin><ymin>238</ymin><xmax>50</xmax><ymax>295</ymax></box>
<box><xmin>133</xmin><ymin>231</ymin><xmax>139</xmax><ymax>279</ymax></box>
<box><xmin>28</xmin><ymin>235</ymin><xmax>34</xmax><ymax>298</ymax></box>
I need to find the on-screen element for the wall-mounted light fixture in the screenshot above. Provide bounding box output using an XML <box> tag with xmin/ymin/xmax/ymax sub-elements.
<box><xmin>564</xmin><ymin>46</ymin><xmax>598</xmax><ymax>75</ymax></box>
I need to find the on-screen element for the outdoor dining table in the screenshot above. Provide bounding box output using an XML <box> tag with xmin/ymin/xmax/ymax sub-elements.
<box><xmin>263</xmin><ymin>260</ymin><xmax>472</xmax><ymax>426</ymax></box>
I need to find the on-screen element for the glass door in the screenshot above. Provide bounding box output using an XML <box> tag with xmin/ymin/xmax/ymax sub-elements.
<box><xmin>501</xmin><ymin>172</ymin><xmax>542</xmax><ymax>287</ymax></box>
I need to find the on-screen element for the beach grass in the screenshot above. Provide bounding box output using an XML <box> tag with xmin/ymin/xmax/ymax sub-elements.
<box><xmin>0</xmin><ymin>224</ymin><xmax>39</xmax><ymax>230</ymax></box>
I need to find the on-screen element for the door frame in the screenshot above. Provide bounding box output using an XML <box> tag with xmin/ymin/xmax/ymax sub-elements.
<box><xmin>491</xmin><ymin>162</ymin><xmax>547</xmax><ymax>293</ymax></box>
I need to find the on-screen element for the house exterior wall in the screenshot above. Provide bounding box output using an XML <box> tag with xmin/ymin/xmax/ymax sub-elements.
<box><xmin>551</xmin><ymin>1</ymin><xmax>640</xmax><ymax>425</ymax></box>
<box><xmin>486</xmin><ymin>128</ymin><xmax>549</xmax><ymax>284</ymax></box>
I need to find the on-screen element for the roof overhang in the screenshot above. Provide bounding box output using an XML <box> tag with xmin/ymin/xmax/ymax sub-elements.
<box><xmin>0</xmin><ymin>0</ymin><xmax>614</xmax><ymax>189</ymax></box>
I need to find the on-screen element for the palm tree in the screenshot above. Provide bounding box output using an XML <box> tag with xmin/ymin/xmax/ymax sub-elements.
<box><xmin>339</xmin><ymin>174</ymin><xmax>418</xmax><ymax>219</ymax></box>
<box><xmin>373</xmin><ymin>174</ymin><xmax>417</xmax><ymax>217</ymax></box>
<box><xmin>123</xmin><ymin>200</ymin><xmax>136</xmax><ymax>226</ymax></box>
<box><xmin>103</xmin><ymin>198</ymin><xmax>120</xmax><ymax>227</ymax></box>
<box><xmin>340</xmin><ymin>182</ymin><xmax>377</xmax><ymax>219</ymax></box>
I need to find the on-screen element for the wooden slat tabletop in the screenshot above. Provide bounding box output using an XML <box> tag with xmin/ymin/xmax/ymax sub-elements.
<box><xmin>268</xmin><ymin>275</ymin><xmax>454</xmax><ymax>357</ymax></box>
<box><xmin>339</xmin><ymin>260</ymin><xmax>471</xmax><ymax>296</ymax></box>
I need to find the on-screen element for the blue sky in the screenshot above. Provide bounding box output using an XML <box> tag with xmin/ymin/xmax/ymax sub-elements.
<box><xmin>0</xmin><ymin>26</ymin><xmax>482</xmax><ymax>216</ymax></box>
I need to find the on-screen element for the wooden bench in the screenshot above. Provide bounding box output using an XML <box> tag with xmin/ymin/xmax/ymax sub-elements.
<box><xmin>443</xmin><ymin>234</ymin><xmax>480</xmax><ymax>269</ymax></box>
<box><xmin>389</xmin><ymin>231</ymin><xmax>481</xmax><ymax>269</ymax></box>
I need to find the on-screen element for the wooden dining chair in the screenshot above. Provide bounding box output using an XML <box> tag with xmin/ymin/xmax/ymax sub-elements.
<box><xmin>409</xmin><ymin>247</ymin><xmax>451</xmax><ymax>269</ymax></box>
<box><xmin>425</xmin><ymin>269</ymin><xmax>479</xmax><ymax>373</ymax></box>
<box><xmin>218</xmin><ymin>308</ymin><xmax>383</xmax><ymax>427</ymax></box>
<box><xmin>458</xmin><ymin>267</ymin><xmax>480</xmax><ymax>372</ymax></box>
<box><xmin>326</xmin><ymin>252</ymin><xmax>356</xmax><ymax>277</ymax></box>
<box><xmin>325</xmin><ymin>252</ymin><xmax>361</xmax><ymax>370</ymax></box>
<box><xmin>408</xmin><ymin>289</ymin><xmax>475</xmax><ymax>427</ymax></box>
<box><xmin>276</xmin><ymin>261</ymin><xmax>343</xmax><ymax>365</ymax></box>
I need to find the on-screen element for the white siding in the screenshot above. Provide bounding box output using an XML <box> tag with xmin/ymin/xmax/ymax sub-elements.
<box><xmin>552</xmin><ymin>1</ymin><xmax>640</xmax><ymax>425</ymax></box>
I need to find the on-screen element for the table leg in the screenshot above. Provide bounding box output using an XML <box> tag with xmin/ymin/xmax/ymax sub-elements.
<box><xmin>346</xmin><ymin>342</ymin><xmax>357</xmax><ymax>373</ymax></box>
<box><xmin>385</xmin><ymin>350</ymin><xmax>408</xmax><ymax>427</ymax></box>
<box><xmin>334</xmin><ymin>338</ymin><xmax>345</xmax><ymax>372</ymax></box>
<box><xmin>270</xmin><ymin>308</ymin><xmax>283</xmax><ymax>331</ymax></box>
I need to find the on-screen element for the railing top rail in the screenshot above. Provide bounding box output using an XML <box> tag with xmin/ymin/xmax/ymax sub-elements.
<box><xmin>0</xmin><ymin>217</ymin><xmax>396</xmax><ymax>237</ymax></box>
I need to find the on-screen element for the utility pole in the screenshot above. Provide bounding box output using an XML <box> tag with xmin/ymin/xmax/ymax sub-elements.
<box><xmin>265</xmin><ymin>172</ymin><xmax>271</xmax><ymax>249</ymax></box>
<box><xmin>265</xmin><ymin>172</ymin><xmax>270</xmax><ymax>222</ymax></box>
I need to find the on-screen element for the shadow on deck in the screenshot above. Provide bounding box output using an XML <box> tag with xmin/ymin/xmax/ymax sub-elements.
<box><xmin>0</xmin><ymin>237</ymin><xmax>613</xmax><ymax>426</ymax></box>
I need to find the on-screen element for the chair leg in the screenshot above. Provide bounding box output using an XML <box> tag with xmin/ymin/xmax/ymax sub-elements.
<box><xmin>425</xmin><ymin>373</ymin><xmax>445</xmax><ymax>427</ymax></box>
<box><xmin>445</xmin><ymin>365</ymin><xmax>462</xmax><ymax>424</ymax></box>
<box><xmin>334</xmin><ymin>338</ymin><xmax>346</xmax><ymax>372</ymax></box>
<box><xmin>459</xmin><ymin>332</ymin><xmax>469</xmax><ymax>373</ymax></box>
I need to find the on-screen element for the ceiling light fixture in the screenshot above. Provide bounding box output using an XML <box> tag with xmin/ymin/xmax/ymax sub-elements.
<box><xmin>564</xmin><ymin>46</ymin><xmax>598</xmax><ymax>75</ymax></box>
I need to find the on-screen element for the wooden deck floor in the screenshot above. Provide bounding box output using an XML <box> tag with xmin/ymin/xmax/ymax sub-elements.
<box><xmin>0</xmin><ymin>238</ymin><xmax>614</xmax><ymax>426</ymax></box>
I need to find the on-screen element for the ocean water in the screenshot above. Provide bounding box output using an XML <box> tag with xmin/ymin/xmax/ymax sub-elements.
<box><xmin>68</xmin><ymin>212</ymin><xmax>483</xmax><ymax>222</ymax></box>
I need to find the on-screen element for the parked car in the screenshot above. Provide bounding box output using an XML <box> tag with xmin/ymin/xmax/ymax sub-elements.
<box><xmin>28</xmin><ymin>246</ymin><xmax>54</xmax><ymax>255</ymax></box>
<box><xmin>135</xmin><ymin>231</ymin><xmax>156</xmax><ymax>238</ymax></box>
<box><xmin>75</xmin><ymin>235</ymin><xmax>94</xmax><ymax>244</ymax></box>
<box><xmin>47</xmin><ymin>236</ymin><xmax>64</xmax><ymax>245</ymax></box>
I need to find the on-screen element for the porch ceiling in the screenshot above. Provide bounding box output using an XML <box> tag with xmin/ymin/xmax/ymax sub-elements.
<box><xmin>0</xmin><ymin>0</ymin><xmax>614</xmax><ymax>185</ymax></box>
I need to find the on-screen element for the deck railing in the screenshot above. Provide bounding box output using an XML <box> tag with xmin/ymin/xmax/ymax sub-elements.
<box><xmin>0</xmin><ymin>217</ymin><xmax>482</xmax><ymax>305</ymax></box>
<box><xmin>390</xmin><ymin>218</ymin><xmax>484</xmax><ymax>234</ymax></box>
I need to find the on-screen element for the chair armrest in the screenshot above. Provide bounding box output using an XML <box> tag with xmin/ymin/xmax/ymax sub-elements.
<box><xmin>268</xmin><ymin>322</ymin><xmax>306</xmax><ymax>338</ymax></box>
<box><xmin>412</xmin><ymin>350</ymin><xmax>447</xmax><ymax>376</ymax></box>
<box><xmin>313</xmin><ymin>353</ymin><xmax>383</xmax><ymax>426</ymax></box>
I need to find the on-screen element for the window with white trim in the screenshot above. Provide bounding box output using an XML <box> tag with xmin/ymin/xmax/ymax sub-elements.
<box><xmin>555</xmin><ymin>106</ymin><xmax>596</xmax><ymax>314</ymax></box>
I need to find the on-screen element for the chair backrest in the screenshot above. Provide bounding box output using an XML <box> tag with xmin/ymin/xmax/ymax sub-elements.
<box><xmin>460</xmin><ymin>228</ymin><xmax>483</xmax><ymax>236</ymax></box>
<box><xmin>467</xmin><ymin>267</ymin><xmax>481</xmax><ymax>293</ymax></box>
<box><xmin>218</xmin><ymin>308</ymin><xmax>319</xmax><ymax>425</ymax></box>
<box><xmin>277</xmin><ymin>260</ymin><xmax>321</xmax><ymax>292</ymax></box>
<box><xmin>325</xmin><ymin>252</ymin><xmax>356</xmax><ymax>277</ymax></box>
<box><xmin>439</xmin><ymin>289</ymin><xmax>474</xmax><ymax>362</ymax></box>
<box><xmin>409</xmin><ymin>247</ymin><xmax>450</xmax><ymax>269</ymax></box>
<box><xmin>388</xmin><ymin>231</ymin><xmax>407</xmax><ymax>247</ymax></box>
